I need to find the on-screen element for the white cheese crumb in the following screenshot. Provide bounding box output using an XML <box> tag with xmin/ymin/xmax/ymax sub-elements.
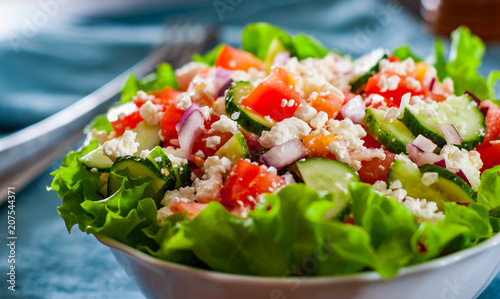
<box><xmin>439</xmin><ymin>144</ymin><xmax>483</xmax><ymax>191</ymax></box>
<box><xmin>205</xmin><ymin>135</ymin><xmax>221</xmax><ymax>149</ymax></box>
<box><xmin>294</xmin><ymin>103</ymin><xmax>318</xmax><ymax>123</ymax></box>
<box><xmin>132</xmin><ymin>90</ymin><xmax>155</xmax><ymax>103</ymax></box>
<box><xmin>378</xmin><ymin>75</ymin><xmax>388</xmax><ymax>92</ymax></box>
<box><xmin>194</xmin><ymin>150</ymin><xmax>205</xmax><ymax>158</ymax></box>
<box><xmin>200</xmin><ymin>106</ymin><xmax>213</xmax><ymax>121</ymax></box>
<box><xmin>102</xmin><ymin>130</ymin><xmax>139</xmax><ymax>159</ymax></box>
<box><xmin>386</xmin><ymin>75</ymin><xmax>401</xmax><ymax>91</ymax></box>
<box><xmin>281</xmin><ymin>99</ymin><xmax>288</xmax><ymax>107</ymax></box>
<box><xmin>209</xmin><ymin>115</ymin><xmax>240</xmax><ymax>135</ymax></box>
<box><xmin>176</xmin><ymin>93</ymin><xmax>192</xmax><ymax>110</ymax></box>
<box><xmin>310</xmin><ymin>111</ymin><xmax>328</xmax><ymax>129</ymax></box>
<box><xmin>421</xmin><ymin>172</ymin><xmax>439</xmax><ymax>186</ymax></box>
<box><xmin>140</xmin><ymin>100</ymin><xmax>163</xmax><ymax>126</ymax></box>
<box><xmin>406</xmin><ymin>77</ymin><xmax>421</xmax><ymax>91</ymax></box>
<box><xmin>384</xmin><ymin>107</ymin><xmax>401</xmax><ymax>123</ymax></box>
<box><xmin>259</xmin><ymin>117</ymin><xmax>311</xmax><ymax>148</ymax></box>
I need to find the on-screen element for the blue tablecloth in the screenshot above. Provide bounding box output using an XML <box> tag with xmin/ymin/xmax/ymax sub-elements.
<box><xmin>0</xmin><ymin>0</ymin><xmax>499</xmax><ymax>297</ymax></box>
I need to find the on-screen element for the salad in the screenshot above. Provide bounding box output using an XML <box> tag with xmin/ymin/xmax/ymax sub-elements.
<box><xmin>50</xmin><ymin>23</ymin><xmax>500</xmax><ymax>279</ymax></box>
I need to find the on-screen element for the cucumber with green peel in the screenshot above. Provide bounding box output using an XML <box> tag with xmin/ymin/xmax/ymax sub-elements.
<box><xmin>133</xmin><ymin>121</ymin><xmax>162</xmax><ymax>152</ymax></box>
<box><xmin>225</xmin><ymin>81</ymin><xmax>274</xmax><ymax>135</ymax></box>
<box><xmin>296</xmin><ymin>158</ymin><xmax>359</xmax><ymax>220</ymax></box>
<box><xmin>80</xmin><ymin>146</ymin><xmax>113</xmax><ymax>171</ymax></box>
<box><xmin>350</xmin><ymin>49</ymin><xmax>388</xmax><ymax>92</ymax></box>
<box><xmin>146</xmin><ymin>146</ymin><xmax>176</xmax><ymax>191</ymax></box>
<box><xmin>399</xmin><ymin>95</ymin><xmax>486</xmax><ymax>150</ymax></box>
<box><xmin>107</xmin><ymin>156</ymin><xmax>171</xmax><ymax>205</ymax></box>
<box><xmin>388</xmin><ymin>160</ymin><xmax>448</xmax><ymax>209</ymax></box>
<box><xmin>363</xmin><ymin>107</ymin><xmax>416</xmax><ymax>154</ymax></box>
<box><xmin>419</xmin><ymin>164</ymin><xmax>477</xmax><ymax>203</ymax></box>
<box><xmin>264</xmin><ymin>36</ymin><xmax>294</xmax><ymax>70</ymax></box>
<box><xmin>173</xmin><ymin>163</ymin><xmax>191</xmax><ymax>189</ymax></box>
<box><xmin>215</xmin><ymin>133</ymin><xmax>250</xmax><ymax>163</ymax></box>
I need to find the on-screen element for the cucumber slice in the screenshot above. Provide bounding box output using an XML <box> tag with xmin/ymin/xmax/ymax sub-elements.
<box><xmin>296</xmin><ymin>158</ymin><xmax>360</xmax><ymax>193</ymax></box>
<box><xmin>350</xmin><ymin>49</ymin><xmax>387</xmax><ymax>92</ymax></box>
<box><xmin>296</xmin><ymin>158</ymin><xmax>359</xmax><ymax>221</ymax></box>
<box><xmin>399</xmin><ymin>95</ymin><xmax>486</xmax><ymax>150</ymax></box>
<box><xmin>215</xmin><ymin>133</ymin><xmax>250</xmax><ymax>163</ymax></box>
<box><xmin>388</xmin><ymin>160</ymin><xmax>448</xmax><ymax>209</ymax></box>
<box><xmin>173</xmin><ymin>163</ymin><xmax>191</xmax><ymax>189</ymax></box>
<box><xmin>225</xmin><ymin>81</ymin><xmax>274</xmax><ymax>135</ymax></box>
<box><xmin>108</xmin><ymin>156</ymin><xmax>169</xmax><ymax>204</ymax></box>
<box><xmin>146</xmin><ymin>146</ymin><xmax>176</xmax><ymax>191</ymax></box>
<box><xmin>80</xmin><ymin>146</ymin><xmax>113</xmax><ymax>171</ymax></box>
<box><xmin>419</xmin><ymin>164</ymin><xmax>477</xmax><ymax>203</ymax></box>
<box><xmin>363</xmin><ymin>107</ymin><xmax>415</xmax><ymax>154</ymax></box>
<box><xmin>133</xmin><ymin>121</ymin><xmax>162</xmax><ymax>152</ymax></box>
<box><xmin>264</xmin><ymin>37</ymin><xmax>292</xmax><ymax>70</ymax></box>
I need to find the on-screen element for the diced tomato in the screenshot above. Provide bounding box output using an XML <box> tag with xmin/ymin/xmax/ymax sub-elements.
<box><xmin>388</xmin><ymin>55</ymin><xmax>400</xmax><ymax>63</ymax></box>
<box><xmin>241</xmin><ymin>67</ymin><xmax>300</xmax><ymax>121</ymax></box>
<box><xmin>220</xmin><ymin>159</ymin><xmax>285</xmax><ymax>210</ymax></box>
<box><xmin>192</xmin><ymin>131</ymin><xmax>233</xmax><ymax>158</ymax></box>
<box><xmin>171</xmin><ymin>202</ymin><xmax>207</xmax><ymax>218</ymax></box>
<box><xmin>303</xmin><ymin>132</ymin><xmax>337</xmax><ymax>159</ymax></box>
<box><xmin>478</xmin><ymin>143</ymin><xmax>500</xmax><ymax>171</ymax></box>
<box><xmin>362</xmin><ymin>132</ymin><xmax>383</xmax><ymax>149</ymax></box>
<box><xmin>310</xmin><ymin>91</ymin><xmax>344</xmax><ymax>119</ymax></box>
<box><xmin>343</xmin><ymin>91</ymin><xmax>357</xmax><ymax>103</ymax></box>
<box><xmin>357</xmin><ymin>151</ymin><xmax>395</xmax><ymax>184</ymax></box>
<box><xmin>477</xmin><ymin>100</ymin><xmax>500</xmax><ymax>150</ymax></box>
<box><xmin>215</xmin><ymin>45</ymin><xmax>265</xmax><ymax>71</ymax></box>
<box><xmin>155</xmin><ymin>87</ymin><xmax>182</xmax><ymax>104</ymax></box>
<box><xmin>110</xmin><ymin>110</ymin><xmax>143</xmax><ymax>136</ymax></box>
<box><xmin>160</xmin><ymin>101</ymin><xmax>185</xmax><ymax>146</ymax></box>
<box><xmin>365</xmin><ymin>71</ymin><xmax>425</xmax><ymax>107</ymax></box>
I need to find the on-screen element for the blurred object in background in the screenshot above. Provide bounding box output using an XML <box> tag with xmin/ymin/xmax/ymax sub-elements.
<box><xmin>421</xmin><ymin>0</ymin><xmax>500</xmax><ymax>41</ymax></box>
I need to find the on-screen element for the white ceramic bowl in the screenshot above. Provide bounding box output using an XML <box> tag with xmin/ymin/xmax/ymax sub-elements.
<box><xmin>96</xmin><ymin>232</ymin><xmax>500</xmax><ymax>299</ymax></box>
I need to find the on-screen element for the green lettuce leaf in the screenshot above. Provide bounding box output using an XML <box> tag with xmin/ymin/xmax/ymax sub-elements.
<box><xmin>349</xmin><ymin>182</ymin><xmax>417</xmax><ymax>278</ymax></box>
<box><xmin>49</xmin><ymin>141</ymin><xmax>104</xmax><ymax>232</ymax></box>
<box><xmin>393</xmin><ymin>45</ymin><xmax>422</xmax><ymax>62</ymax></box>
<box><xmin>241</xmin><ymin>22</ymin><xmax>338</xmax><ymax>63</ymax></box>
<box><xmin>121</xmin><ymin>63</ymin><xmax>179</xmax><ymax>103</ymax></box>
<box><xmin>428</xmin><ymin>26</ymin><xmax>498</xmax><ymax>100</ymax></box>
<box><xmin>477</xmin><ymin>166</ymin><xmax>500</xmax><ymax>209</ymax></box>
<box><xmin>192</xmin><ymin>44</ymin><xmax>224</xmax><ymax>66</ymax></box>
<box><xmin>429</xmin><ymin>38</ymin><xmax>447</xmax><ymax>81</ymax></box>
<box><xmin>86</xmin><ymin>114</ymin><xmax>113</xmax><ymax>134</ymax></box>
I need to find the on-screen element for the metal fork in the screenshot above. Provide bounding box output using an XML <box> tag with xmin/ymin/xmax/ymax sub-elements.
<box><xmin>0</xmin><ymin>21</ymin><xmax>218</xmax><ymax>203</ymax></box>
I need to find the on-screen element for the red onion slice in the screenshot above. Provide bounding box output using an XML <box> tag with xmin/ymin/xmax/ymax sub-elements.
<box><xmin>246</xmin><ymin>134</ymin><xmax>263</xmax><ymax>154</ymax></box>
<box><xmin>340</xmin><ymin>95</ymin><xmax>365</xmax><ymax>124</ymax></box>
<box><xmin>177</xmin><ymin>110</ymin><xmax>205</xmax><ymax>157</ymax></box>
<box><xmin>176</xmin><ymin>103</ymin><xmax>201</xmax><ymax>133</ymax></box>
<box><xmin>260</xmin><ymin>138</ymin><xmax>307</xmax><ymax>169</ymax></box>
<box><xmin>412</xmin><ymin>134</ymin><xmax>437</xmax><ymax>153</ymax></box>
<box><xmin>272</xmin><ymin>51</ymin><xmax>290</xmax><ymax>67</ymax></box>
<box><xmin>213</xmin><ymin>68</ymin><xmax>233</xmax><ymax>98</ymax></box>
<box><xmin>437</xmin><ymin>124</ymin><xmax>462</xmax><ymax>145</ymax></box>
<box><xmin>464</xmin><ymin>90</ymin><xmax>482</xmax><ymax>107</ymax></box>
<box><xmin>456</xmin><ymin>169</ymin><xmax>471</xmax><ymax>186</ymax></box>
<box><xmin>281</xmin><ymin>173</ymin><xmax>296</xmax><ymax>185</ymax></box>
<box><xmin>434</xmin><ymin>158</ymin><xmax>447</xmax><ymax>169</ymax></box>
<box><xmin>407</xmin><ymin>144</ymin><xmax>444</xmax><ymax>166</ymax></box>
<box><xmin>429</xmin><ymin>78</ymin><xmax>436</xmax><ymax>92</ymax></box>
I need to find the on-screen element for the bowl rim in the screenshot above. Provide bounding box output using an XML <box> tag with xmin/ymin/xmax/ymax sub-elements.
<box><xmin>96</xmin><ymin>231</ymin><xmax>500</xmax><ymax>286</ymax></box>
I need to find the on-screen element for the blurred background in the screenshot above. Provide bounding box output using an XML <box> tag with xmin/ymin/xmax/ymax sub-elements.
<box><xmin>0</xmin><ymin>0</ymin><xmax>499</xmax><ymax>297</ymax></box>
